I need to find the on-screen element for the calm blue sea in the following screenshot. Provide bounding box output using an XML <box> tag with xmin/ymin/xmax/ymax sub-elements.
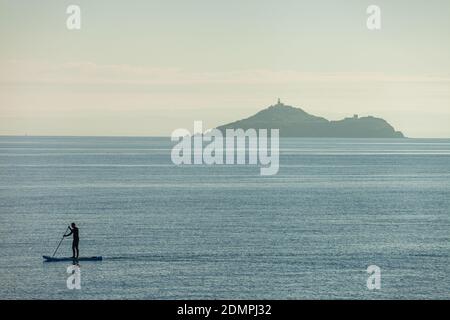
<box><xmin>0</xmin><ymin>136</ymin><xmax>449</xmax><ymax>299</ymax></box>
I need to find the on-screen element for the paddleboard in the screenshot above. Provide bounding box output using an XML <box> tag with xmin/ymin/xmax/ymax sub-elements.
<box><xmin>43</xmin><ymin>255</ymin><xmax>102</xmax><ymax>262</ymax></box>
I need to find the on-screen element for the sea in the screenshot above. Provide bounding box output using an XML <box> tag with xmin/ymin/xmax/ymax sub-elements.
<box><xmin>0</xmin><ymin>136</ymin><xmax>449</xmax><ymax>299</ymax></box>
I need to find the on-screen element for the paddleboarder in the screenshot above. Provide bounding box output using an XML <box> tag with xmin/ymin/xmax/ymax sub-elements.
<box><xmin>63</xmin><ymin>223</ymin><xmax>79</xmax><ymax>259</ymax></box>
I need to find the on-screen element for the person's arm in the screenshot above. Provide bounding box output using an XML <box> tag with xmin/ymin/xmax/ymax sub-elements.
<box><xmin>63</xmin><ymin>227</ymin><xmax>73</xmax><ymax>237</ymax></box>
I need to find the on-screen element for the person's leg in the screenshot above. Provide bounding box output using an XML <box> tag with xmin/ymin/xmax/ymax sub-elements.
<box><xmin>72</xmin><ymin>241</ymin><xmax>76</xmax><ymax>258</ymax></box>
<box><xmin>75</xmin><ymin>240</ymin><xmax>79</xmax><ymax>258</ymax></box>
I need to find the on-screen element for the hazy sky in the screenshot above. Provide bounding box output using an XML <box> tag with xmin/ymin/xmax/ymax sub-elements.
<box><xmin>0</xmin><ymin>0</ymin><xmax>449</xmax><ymax>137</ymax></box>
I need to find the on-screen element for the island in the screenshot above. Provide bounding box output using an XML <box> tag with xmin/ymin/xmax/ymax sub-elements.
<box><xmin>217</xmin><ymin>99</ymin><xmax>404</xmax><ymax>138</ymax></box>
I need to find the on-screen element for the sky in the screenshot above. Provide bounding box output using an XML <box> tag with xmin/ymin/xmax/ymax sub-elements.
<box><xmin>0</xmin><ymin>0</ymin><xmax>449</xmax><ymax>137</ymax></box>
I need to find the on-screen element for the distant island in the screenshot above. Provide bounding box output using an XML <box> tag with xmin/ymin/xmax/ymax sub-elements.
<box><xmin>217</xmin><ymin>100</ymin><xmax>404</xmax><ymax>138</ymax></box>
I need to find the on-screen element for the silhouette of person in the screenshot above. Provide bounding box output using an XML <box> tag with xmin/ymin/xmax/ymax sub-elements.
<box><xmin>64</xmin><ymin>222</ymin><xmax>79</xmax><ymax>259</ymax></box>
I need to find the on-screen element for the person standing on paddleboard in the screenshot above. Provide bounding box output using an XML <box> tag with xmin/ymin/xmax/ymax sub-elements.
<box><xmin>63</xmin><ymin>223</ymin><xmax>79</xmax><ymax>259</ymax></box>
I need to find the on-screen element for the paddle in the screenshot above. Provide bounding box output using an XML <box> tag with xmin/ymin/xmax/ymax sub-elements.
<box><xmin>52</xmin><ymin>226</ymin><xmax>69</xmax><ymax>257</ymax></box>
